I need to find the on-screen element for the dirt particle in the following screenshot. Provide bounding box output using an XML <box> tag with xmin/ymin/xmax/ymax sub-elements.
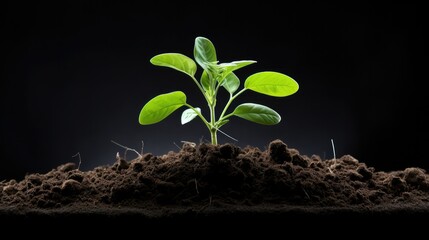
<box><xmin>356</xmin><ymin>165</ymin><xmax>373</xmax><ymax>181</ymax></box>
<box><xmin>404</xmin><ymin>168</ymin><xmax>426</xmax><ymax>186</ymax></box>
<box><xmin>268</xmin><ymin>139</ymin><xmax>291</xmax><ymax>163</ymax></box>
<box><xmin>142</xmin><ymin>153</ymin><xmax>153</xmax><ymax>161</ymax></box>
<box><xmin>324</xmin><ymin>173</ymin><xmax>337</xmax><ymax>181</ymax></box>
<box><xmin>348</xmin><ymin>170</ymin><xmax>364</xmax><ymax>181</ymax></box>
<box><xmin>52</xmin><ymin>186</ymin><xmax>61</xmax><ymax>193</ymax></box>
<box><xmin>197</xmin><ymin>143</ymin><xmax>210</xmax><ymax>157</ymax></box>
<box><xmin>390</xmin><ymin>177</ymin><xmax>407</xmax><ymax>192</ymax></box>
<box><xmin>61</xmin><ymin>179</ymin><xmax>81</xmax><ymax>195</ymax></box>
<box><xmin>309</xmin><ymin>161</ymin><xmax>322</xmax><ymax>170</ymax></box>
<box><xmin>27</xmin><ymin>174</ymin><xmax>43</xmax><ymax>186</ymax></box>
<box><xmin>132</xmin><ymin>162</ymin><xmax>144</xmax><ymax>172</ymax></box>
<box><xmin>2</xmin><ymin>185</ymin><xmax>17</xmax><ymax>195</ymax></box>
<box><xmin>68</xmin><ymin>173</ymin><xmax>84</xmax><ymax>182</ymax></box>
<box><xmin>115</xmin><ymin>159</ymin><xmax>130</xmax><ymax>170</ymax></box>
<box><xmin>41</xmin><ymin>183</ymin><xmax>51</xmax><ymax>190</ymax></box>
<box><xmin>280</xmin><ymin>163</ymin><xmax>294</xmax><ymax>175</ymax></box>
<box><xmin>181</xmin><ymin>141</ymin><xmax>196</xmax><ymax>153</ymax></box>
<box><xmin>291</xmin><ymin>154</ymin><xmax>308</xmax><ymax>168</ymax></box>
<box><xmin>341</xmin><ymin>155</ymin><xmax>359</xmax><ymax>166</ymax></box>
<box><xmin>219</xmin><ymin>143</ymin><xmax>240</xmax><ymax>159</ymax></box>
<box><xmin>58</xmin><ymin>163</ymin><xmax>77</xmax><ymax>172</ymax></box>
<box><xmin>237</xmin><ymin>158</ymin><xmax>253</xmax><ymax>172</ymax></box>
<box><xmin>402</xmin><ymin>192</ymin><xmax>412</xmax><ymax>200</ymax></box>
<box><xmin>311</xmin><ymin>155</ymin><xmax>322</xmax><ymax>161</ymax></box>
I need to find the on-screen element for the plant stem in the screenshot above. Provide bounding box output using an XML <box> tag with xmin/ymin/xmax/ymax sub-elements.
<box><xmin>210</xmin><ymin>128</ymin><xmax>218</xmax><ymax>145</ymax></box>
<box><xmin>219</xmin><ymin>88</ymin><xmax>247</xmax><ymax>121</ymax></box>
<box><xmin>209</xmin><ymin>100</ymin><xmax>218</xmax><ymax>145</ymax></box>
<box><xmin>191</xmin><ymin>76</ymin><xmax>212</xmax><ymax>105</ymax></box>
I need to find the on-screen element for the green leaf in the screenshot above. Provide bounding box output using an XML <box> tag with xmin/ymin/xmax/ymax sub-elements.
<box><xmin>181</xmin><ymin>107</ymin><xmax>201</xmax><ymax>125</ymax></box>
<box><xmin>222</xmin><ymin>72</ymin><xmax>240</xmax><ymax>94</ymax></box>
<box><xmin>232</xmin><ymin>103</ymin><xmax>281</xmax><ymax>125</ymax></box>
<box><xmin>139</xmin><ymin>91</ymin><xmax>186</xmax><ymax>125</ymax></box>
<box><xmin>194</xmin><ymin>37</ymin><xmax>217</xmax><ymax>69</ymax></box>
<box><xmin>216</xmin><ymin>119</ymin><xmax>229</xmax><ymax>128</ymax></box>
<box><xmin>219</xmin><ymin>60</ymin><xmax>256</xmax><ymax>75</ymax></box>
<box><xmin>244</xmin><ymin>71</ymin><xmax>299</xmax><ymax>97</ymax></box>
<box><xmin>150</xmin><ymin>53</ymin><xmax>197</xmax><ymax>77</ymax></box>
<box><xmin>200</xmin><ymin>70</ymin><xmax>212</xmax><ymax>91</ymax></box>
<box><xmin>217</xmin><ymin>60</ymin><xmax>256</xmax><ymax>84</ymax></box>
<box><xmin>200</xmin><ymin>70</ymin><xmax>215</xmax><ymax>101</ymax></box>
<box><xmin>218</xmin><ymin>60</ymin><xmax>256</xmax><ymax>70</ymax></box>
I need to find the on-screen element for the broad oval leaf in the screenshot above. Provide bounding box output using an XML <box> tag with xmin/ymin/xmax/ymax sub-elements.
<box><xmin>200</xmin><ymin>70</ymin><xmax>212</xmax><ymax>91</ymax></box>
<box><xmin>232</xmin><ymin>103</ymin><xmax>281</xmax><ymax>125</ymax></box>
<box><xmin>244</xmin><ymin>71</ymin><xmax>299</xmax><ymax>97</ymax></box>
<box><xmin>194</xmin><ymin>37</ymin><xmax>217</xmax><ymax>69</ymax></box>
<box><xmin>150</xmin><ymin>53</ymin><xmax>197</xmax><ymax>77</ymax></box>
<box><xmin>222</xmin><ymin>72</ymin><xmax>240</xmax><ymax>94</ymax></box>
<box><xmin>181</xmin><ymin>107</ymin><xmax>201</xmax><ymax>125</ymax></box>
<box><xmin>139</xmin><ymin>91</ymin><xmax>186</xmax><ymax>125</ymax></box>
<box><xmin>218</xmin><ymin>60</ymin><xmax>256</xmax><ymax>80</ymax></box>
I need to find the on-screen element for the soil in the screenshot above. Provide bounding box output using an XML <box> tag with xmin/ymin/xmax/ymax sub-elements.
<box><xmin>1</xmin><ymin>139</ymin><xmax>429</xmax><ymax>230</ymax></box>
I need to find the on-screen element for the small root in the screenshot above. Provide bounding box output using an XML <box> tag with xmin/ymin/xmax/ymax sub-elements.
<box><xmin>111</xmin><ymin>140</ymin><xmax>142</xmax><ymax>161</ymax></box>
<box><xmin>72</xmin><ymin>152</ymin><xmax>82</xmax><ymax>170</ymax></box>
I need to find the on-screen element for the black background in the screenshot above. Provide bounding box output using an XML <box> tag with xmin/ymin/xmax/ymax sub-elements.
<box><xmin>1</xmin><ymin>1</ymin><xmax>425</xmax><ymax>180</ymax></box>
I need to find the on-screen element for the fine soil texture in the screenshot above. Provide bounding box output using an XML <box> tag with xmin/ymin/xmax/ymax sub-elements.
<box><xmin>1</xmin><ymin>139</ymin><xmax>429</xmax><ymax>228</ymax></box>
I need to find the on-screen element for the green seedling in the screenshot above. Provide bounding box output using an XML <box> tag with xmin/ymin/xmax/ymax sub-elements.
<box><xmin>139</xmin><ymin>37</ymin><xmax>299</xmax><ymax>145</ymax></box>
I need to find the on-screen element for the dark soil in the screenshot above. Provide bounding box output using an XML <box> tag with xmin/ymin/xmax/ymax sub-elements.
<box><xmin>1</xmin><ymin>139</ymin><xmax>429</xmax><ymax>229</ymax></box>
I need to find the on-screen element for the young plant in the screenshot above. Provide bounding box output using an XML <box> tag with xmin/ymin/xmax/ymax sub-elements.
<box><xmin>138</xmin><ymin>37</ymin><xmax>299</xmax><ymax>145</ymax></box>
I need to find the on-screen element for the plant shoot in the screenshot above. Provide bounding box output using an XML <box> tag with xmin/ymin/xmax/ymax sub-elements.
<box><xmin>139</xmin><ymin>37</ymin><xmax>299</xmax><ymax>144</ymax></box>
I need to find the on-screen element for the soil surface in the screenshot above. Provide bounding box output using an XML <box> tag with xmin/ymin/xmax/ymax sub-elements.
<box><xmin>1</xmin><ymin>139</ymin><xmax>429</xmax><ymax>229</ymax></box>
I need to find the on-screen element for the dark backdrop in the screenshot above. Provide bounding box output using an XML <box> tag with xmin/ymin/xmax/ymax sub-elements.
<box><xmin>1</xmin><ymin>2</ymin><xmax>425</xmax><ymax>180</ymax></box>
